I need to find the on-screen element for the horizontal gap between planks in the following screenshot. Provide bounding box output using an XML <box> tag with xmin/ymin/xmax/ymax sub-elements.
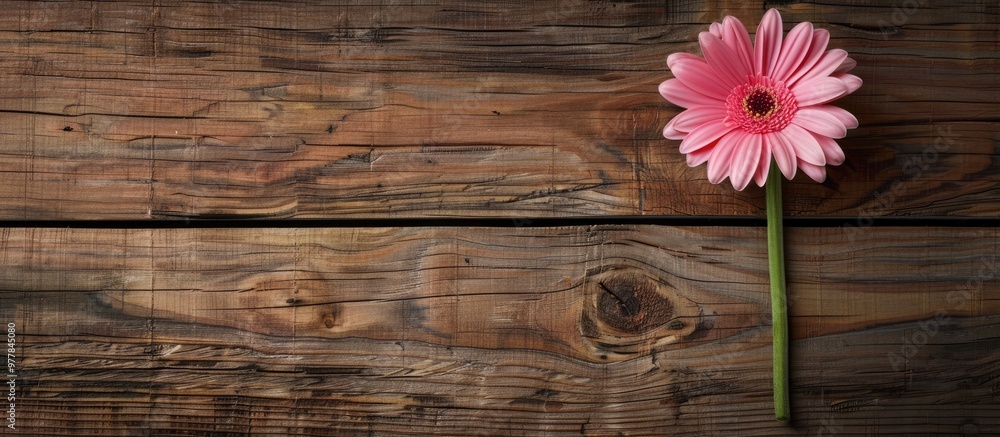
<box><xmin>1</xmin><ymin>216</ymin><xmax>1000</xmax><ymax>229</ymax></box>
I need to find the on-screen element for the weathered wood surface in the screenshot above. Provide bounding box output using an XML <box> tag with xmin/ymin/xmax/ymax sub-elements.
<box><xmin>0</xmin><ymin>1</ymin><xmax>998</xmax><ymax>219</ymax></box>
<box><xmin>1</xmin><ymin>226</ymin><xmax>998</xmax><ymax>435</ymax></box>
<box><xmin>3</xmin><ymin>1</ymin><xmax>999</xmax><ymax>436</ymax></box>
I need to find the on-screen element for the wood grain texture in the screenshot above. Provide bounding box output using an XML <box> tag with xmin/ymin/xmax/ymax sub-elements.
<box><xmin>0</xmin><ymin>1</ymin><xmax>997</xmax><ymax>219</ymax></box>
<box><xmin>2</xmin><ymin>1</ymin><xmax>999</xmax><ymax>435</ymax></box>
<box><xmin>2</xmin><ymin>226</ymin><xmax>998</xmax><ymax>435</ymax></box>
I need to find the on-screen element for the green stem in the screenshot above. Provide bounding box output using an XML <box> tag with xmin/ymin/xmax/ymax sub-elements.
<box><xmin>766</xmin><ymin>164</ymin><xmax>790</xmax><ymax>422</ymax></box>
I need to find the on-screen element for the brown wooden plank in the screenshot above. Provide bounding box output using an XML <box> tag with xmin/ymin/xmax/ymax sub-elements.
<box><xmin>0</xmin><ymin>1</ymin><xmax>997</xmax><ymax>219</ymax></box>
<box><xmin>1</xmin><ymin>226</ymin><xmax>997</xmax><ymax>434</ymax></box>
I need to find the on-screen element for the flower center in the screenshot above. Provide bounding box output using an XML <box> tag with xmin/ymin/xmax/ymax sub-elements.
<box><xmin>725</xmin><ymin>75</ymin><xmax>797</xmax><ymax>134</ymax></box>
<box><xmin>743</xmin><ymin>88</ymin><xmax>777</xmax><ymax>118</ymax></box>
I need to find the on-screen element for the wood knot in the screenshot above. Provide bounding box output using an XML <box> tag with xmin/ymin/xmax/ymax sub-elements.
<box><xmin>580</xmin><ymin>268</ymin><xmax>701</xmax><ymax>359</ymax></box>
<box><xmin>322</xmin><ymin>304</ymin><xmax>342</xmax><ymax>329</ymax></box>
<box><xmin>323</xmin><ymin>314</ymin><xmax>338</xmax><ymax>329</ymax></box>
<box><xmin>597</xmin><ymin>275</ymin><xmax>672</xmax><ymax>334</ymax></box>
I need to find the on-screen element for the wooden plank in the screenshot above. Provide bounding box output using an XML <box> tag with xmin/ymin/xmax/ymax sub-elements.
<box><xmin>0</xmin><ymin>1</ymin><xmax>998</xmax><ymax>219</ymax></box>
<box><xmin>1</xmin><ymin>226</ymin><xmax>997</xmax><ymax>434</ymax></box>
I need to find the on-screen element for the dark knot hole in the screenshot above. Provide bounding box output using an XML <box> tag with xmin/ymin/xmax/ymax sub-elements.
<box><xmin>597</xmin><ymin>274</ymin><xmax>673</xmax><ymax>334</ymax></box>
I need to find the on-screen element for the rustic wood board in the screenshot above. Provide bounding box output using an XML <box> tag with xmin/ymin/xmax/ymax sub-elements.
<box><xmin>0</xmin><ymin>1</ymin><xmax>997</xmax><ymax>219</ymax></box>
<box><xmin>2</xmin><ymin>0</ymin><xmax>999</xmax><ymax>435</ymax></box>
<box><xmin>2</xmin><ymin>226</ymin><xmax>997</xmax><ymax>435</ymax></box>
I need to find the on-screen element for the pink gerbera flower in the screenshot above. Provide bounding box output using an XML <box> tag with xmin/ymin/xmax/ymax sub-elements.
<box><xmin>660</xmin><ymin>9</ymin><xmax>862</xmax><ymax>190</ymax></box>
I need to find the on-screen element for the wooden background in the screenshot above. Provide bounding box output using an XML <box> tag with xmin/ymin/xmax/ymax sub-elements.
<box><xmin>1</xmin><ymin>0</ymin><xmax>998</xmax><ymax>435</ymax></box>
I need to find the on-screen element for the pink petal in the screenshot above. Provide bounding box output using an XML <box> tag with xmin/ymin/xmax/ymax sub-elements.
<box><xmin>709</xmin><ymin>21</ymin><xmax>723</xmax><ymax>38</ymax></box>
<box><xmin>793</xmin><ymin>107</ymin><xmax>848</xmax><ymax>139</ymax></box>
<box><xmin>834</xmin><ymin>57</ymin><xmax>857</xmax><ymax>74</ymax></box>
<box><xmin>792</xmin><ymin>49</ymin><xmax>848</xmax><ymax>88</ymax></box>
<box><xmin>815</xmin><ymin>135</ymin><xmax>845</xmax><ymax>166</ymax></box>
<box><xmin>779</xmin><ymin>123</ymin><xmax>826</xmax><ymax>166</ymax></box>
<box><xmin>835</xmin><ymin>73</ymin><xmax>863</xmax><ymax>94</ymax></box>
<box><xmin>730</xmin><ymin>131</ymin><xmax>762</xmax><ymax>191</ymax></box>
<box><xmin>721</xmin><ymin>16</ymin><xmax>754</xmax><ymax>77</ymax></box>
<box><xmin>686</xmin><ymin>146</ymin><xmax>714</xmax><ymax>167</ymax></box>
<box><xmin>785</xmin><ymin>29</ymin><xmax>831</xmax><ymax>86</ymax></box>
<box><xmin>659</xmin><ymin>79</ymin><xmax>714</xmax><ymax>109</ymax></box>
<box><xmin>792</xmin><ymin>76</ymin><xmax>848</xmax><ymax>106</ymax></box>
<box><xmin>668</xmin><ymin>53</ymin><xmax>731</xmax><ymax>100</ymax></box>
<box><xmin>771</xmin><ymin>21</ymin><xmax>813</xmax><ymax>82</ymax></box>
<box><xmin>798</xmin><ymin>160</ymin><xmax>827</xmax><ymax>182</ymax></box>
<box><xmin>754</xmin><ymin>9</ymin><xmax>783</xmax><ymax>76</ymax></box>
<box><xmin>819</xmin><ymin>105</ymin><xmax>859</xmax><ymax>129</ymax></box>
<box><xmin>699</xmin><ymin>31</ymin><xmax>749</xmax><ymax>90</ymax></box>
<box><xmin>669</xmin><ymin>106</ymin><xmax>728</xmax><ymax>133</ymax></box>
<box><xmin>666</xmin><ymin>52</ymin><xmax>700</xmax><ymax>69</ymax></box>
<box><xmin>679</xmin><ymin>122</ymin><xmax>735</xmax><ymax>154</ymax></box>
<box><xmin>765</xmin><ymin>131</ymin><xmax>797</xmax><ymax>180</ymax></box>
<box><xmin>706</xmin><ymin>130</ymin><xmax>744</xmax><ymax>185</ymax></box>
<box><xmin>753</xmin><ymin>133</ymin><xmax>772</xmax><ymax>187</ymax></box>
<box><xmin>663</xmin><ymin>118</ymin><xmax>685</xmax><ymax>140</ymax></box>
